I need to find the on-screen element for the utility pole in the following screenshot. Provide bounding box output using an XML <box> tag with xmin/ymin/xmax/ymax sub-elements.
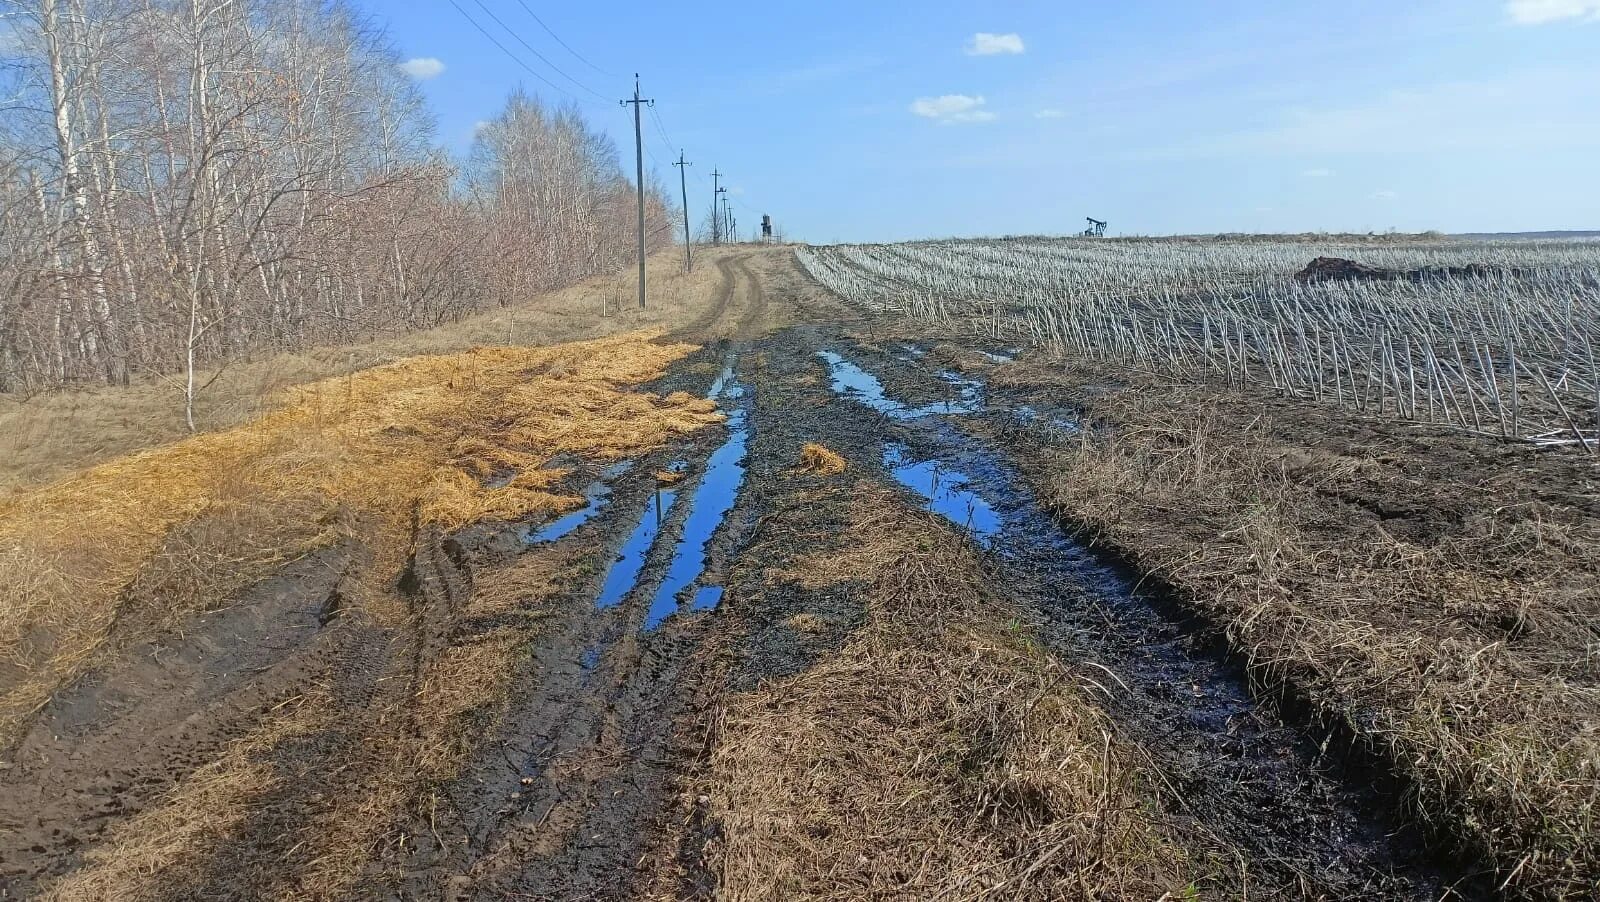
<box><xmin>709</xmin><ymin>168</ymin><xmax>722</xmax><ymax>245</ymax></box>
<box><xmin>722</xmin><ymin>196</ymin><xmax>735</xmax><ymax>244</ymax></box>
<box><xmin>673</xmin><ymin>150</ymin><xmax>692</xmax><ymax>271</ymax></box>
<box><xmin>715</xmin><ymin>184</ymin><xmax>728</xmax><ymax>245</ymax></box>
<box><xmin>620</xmin><ymin>74</ymin><xmax>653</xmax><ymax>309</ymax></box>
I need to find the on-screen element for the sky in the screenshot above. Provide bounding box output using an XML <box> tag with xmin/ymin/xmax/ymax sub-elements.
<box><xmin>377</xmin><ymin>0</ymin><xmax>1600</xmax><ymax>242</ymax></box>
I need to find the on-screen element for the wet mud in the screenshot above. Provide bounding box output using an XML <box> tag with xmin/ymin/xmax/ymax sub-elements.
<box><xmin>808</xmin><ymin>336</ymin><xmax>1489</xmax><ymax>899</ymax></box>
<box><xmin>0</xmin><ymin>249</ymin><xmax>1500</xmax><ymax>900</ymax></box>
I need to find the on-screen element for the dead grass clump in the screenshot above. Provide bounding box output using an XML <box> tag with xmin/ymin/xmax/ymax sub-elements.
<box><xmin>0</xmin><ymin>330</ymin><xmax>722</xmax><ymax>748</ymax></box>
<box><xmin>782</xmin><ymin>612</ymin><xmax>829</xmax><ymax>634</ymax></box>
<box><xmin>709</xmin><ymin>495</ymin><xmax>1201</xmax><ymax>900</ymax></box>
<box><xmin>793</xmin><ymin>442</ymin><xmax>847</xmax><ymax>476</ymax></box>
<box><xmin>1040</xmin><ymin>378</ymin><xmax>1600</xmax><ymax>898</ymax></box>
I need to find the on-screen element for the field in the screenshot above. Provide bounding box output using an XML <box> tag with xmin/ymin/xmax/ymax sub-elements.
<box><xmin>1</xmin><ymin>238</ymin><xmax>1597</xmax><ymax>900</ymax></box>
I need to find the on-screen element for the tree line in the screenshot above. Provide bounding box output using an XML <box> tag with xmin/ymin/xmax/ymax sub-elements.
<box><xmin>0</xmin><ymin>0</ymin><xmax>674</xmax><ymax>416</ymax></box>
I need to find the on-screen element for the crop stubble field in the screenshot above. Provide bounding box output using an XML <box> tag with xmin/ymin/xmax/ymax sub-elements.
<box><xmin>799</xmin><ymin>238</ymin><xmax>1600</xmax><ymax>447</ymax></box>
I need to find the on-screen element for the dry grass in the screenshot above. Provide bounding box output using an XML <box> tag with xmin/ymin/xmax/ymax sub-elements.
<box><xmin>795</xmin><ymin>442</ymin><xmax>848</xmax><ymax>475</ymax></box>
<box><xmin>706</xmin><ymin>490</ymin><xmax>1208</xmax><ymax>901</ymax></box>
<box><xmin>1033</xmin><ymin>371</ymin><xmax>1600</xmax><ymax>898</ymax></box>
<box><xmin>0</xmin><ymin>330</ymin><xmax>723</xmax><ymax>747</ymax></box>
<box><xmin>0</xmin><ymin>248</ymin><xmax>743</xmax><ymax>496</ymax></box>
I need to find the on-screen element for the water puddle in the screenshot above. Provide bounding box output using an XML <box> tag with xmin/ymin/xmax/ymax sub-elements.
<box><xmin>817</xmin><ymin>350</ymin><xmax>983</xmax><ymax>419</ymax></box>
<box><xmin>1013</xmin><ymin>404</ymin><xmax>1083</xmax><ymax>436</ymax></box>
<box><xmin>690</xmin><ymin>586</ymin><xmax>724</xmax><ymax>611</ymax></box>
<box><xmin>893</xmin><ymin>343</ymin><xmax>928</xmax><ymax>363</ymax></box>
<box><xmin>644</xmin><ymin>388</ymin><xmax>750</xmax><ymax>629</ymax></box>
<box><xmin>978</xmin><ymin>348</ymin><xmax>1019</xmax><ymax>363</ymax></box>
<box><xmin>524</xmin><ymin>461</ymin><xmax>634</xmax><ymax>544</ymax></box>
<box><xmin>596</xmin><ymin>489</ymin><xmax>681</xmax><ymax>610</ymax></box>
<box><xmin>706</xmin><ymin>355</ymin><xmax>738</xmax><ymax>401</ymax></box>
<box><xmin>883</xmin><ymin>443</ymin><xmax>1001</xmax><ymax>547</ymax></box>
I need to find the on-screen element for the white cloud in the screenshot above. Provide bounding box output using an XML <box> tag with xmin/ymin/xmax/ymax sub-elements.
<box><xmin>1034</xmin><ymin>109</ymin><xmax>1065</xmax><ymax>119</ymax></box>
<box><xmin>910</xmin><ymin>94</ymin><xmax>996</xmax><ymax>124</ymax></box>
<box><xmin>400</xmin><ymin>57</ymin><xmax>445</xmax><ymax>79</ymax></box>
<box><xmin>965</xmin><ymin>32</ymin><xmax>1025</xmax><ymax>56</ymax></box>
<box><xmin>473</xmin><ymin>120</ymin><xmax>491</xmax><ymax>134</ymax></box>
<box><xmin>1506</xmin><ymin>0</ymin><xmax>1600</xmax><ymax>24</ymax></box>
<box><xmin>1302</xmin><ymin>167</ymin><xmax>1335</xmax><ymax>177</ymax></box>
<box><xmin>1371</xmin><ymin>190</ymin><xmax>1399</xmax><ymax>200</ymax></box>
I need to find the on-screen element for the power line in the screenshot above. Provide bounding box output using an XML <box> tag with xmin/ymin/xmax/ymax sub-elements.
<box><xmin>468</xmin><ymin>0</ymin><xmax>609</xmax><ymax>102</ymax></box>
<box><xmin>729</xmin><ymin>192</ymin><xmax>762</xmax><ymax>215</ymax></box>
<box><xmin>648</xmin><ymin>104</ymin><xmax>677</xmax><ymax>154</ymax></box>
<box><xmin>509</xmin><ymin>0</ymin><xmax>617</xmax><ymax>78</ymax></box>
<box><xmin>445</xmin><ymin>0</ymin><xmax>592</xmax><ymax>107</ymax></box>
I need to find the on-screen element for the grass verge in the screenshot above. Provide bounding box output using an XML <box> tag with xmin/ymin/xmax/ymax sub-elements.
<box><xmin>0</xmin><ymin>248</ymin><xmax>739</xmax><ymax>495</ymax></box>
<box><xmin>701</xmin><ymin>483</ymin><xmax>1219</xmax><ymax>900</ymax></box>
<box><xmin>0</xmin><ymin>330</ymin><xmax>723</xmax><ymax>748</ymax></box>
<box><xmin>1022</xmin><ymin>364</ymin><xmax>1600</xmax><ymax>898</ymax></box>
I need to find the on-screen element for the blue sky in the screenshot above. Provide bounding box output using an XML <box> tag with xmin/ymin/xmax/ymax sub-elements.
<box><xmin>377</xmin><ymin>0</ymin><xmax>1600</xmax><ymax>242</ymax></box>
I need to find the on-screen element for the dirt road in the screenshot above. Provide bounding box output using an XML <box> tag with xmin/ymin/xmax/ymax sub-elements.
<box><xmin>1</xmin><ymin>248</ymin><xmax>1494</xmax><ymax>899</ymax></box>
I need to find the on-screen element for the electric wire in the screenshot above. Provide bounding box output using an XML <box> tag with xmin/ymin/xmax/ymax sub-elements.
<box><xmin>445</xmin><ymin>0</ymin><xmax>591</xmax><ymax>107</ymax></box>
<box><xmin>648</xmin><ymin>104</ymin><xmax>678</xmax><ymax>155</ymax></box>
<box><xmin>468</xmin><ymin>0</ymin><xmax>610</xmax><ymax>102</ymax></box>
<box><xmin>443</xmin><ymin>3</ymin><xmax>754</xmax><ymax>232</ymax></box>
<box><xmin>510</xmin><ymin>0</ymin><xmax>618</xmax><ymax>77</ymax></box>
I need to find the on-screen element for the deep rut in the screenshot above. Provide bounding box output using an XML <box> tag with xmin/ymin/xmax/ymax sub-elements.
<box><xmin>414</xmin><ymin>253</ymin><xmax>772</xmax><ymax>900</ymax></box>
<box><xmin>796</xmin><ymin>329</ymin><xmax>1486</xmax><ymax>898</ymax></box>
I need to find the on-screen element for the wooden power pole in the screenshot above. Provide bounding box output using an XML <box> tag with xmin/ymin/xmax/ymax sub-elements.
<box><xmin>673</xmin><ymin>150</ymin><xmax>692</xmax><ymax>272</ymax></box>
<box><xmin>715</xmin><ymin>184</ymin><xmax>728</xmax><ymax>244</ymax></box>
<box><xmin>620</xmin><ymin>75</ymin><xmax>653</xmax><ymax>309</ymax></box>
<box><xmin>709</xmin><ymin>168</ymin><xmax>722</xmax><ymax>245</ymax></box>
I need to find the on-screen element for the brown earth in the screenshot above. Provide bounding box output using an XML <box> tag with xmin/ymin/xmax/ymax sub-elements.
<box><xmin>1293</xmin><ymin>255</ymin><xmax>1524</xmax><ymax>283</ymax></box>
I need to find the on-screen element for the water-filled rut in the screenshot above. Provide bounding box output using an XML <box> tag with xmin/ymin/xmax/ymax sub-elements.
<box><xmin>816</xmin><ymin>340</ymin><xmax>1476</xmax><ymax>899</ymax></box>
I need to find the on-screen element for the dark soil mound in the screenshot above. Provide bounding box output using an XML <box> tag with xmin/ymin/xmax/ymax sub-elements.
<box><xmin>1295</xmin><ymin>257</ymin><xmax>1517</xmax><ymax>284</ymax></box>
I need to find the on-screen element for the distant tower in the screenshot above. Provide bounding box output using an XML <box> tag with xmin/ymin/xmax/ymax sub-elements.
<box><xmin>761</xmin><ymin>214</ymin><xmax>773</xmax><ymax>242</ymax></box>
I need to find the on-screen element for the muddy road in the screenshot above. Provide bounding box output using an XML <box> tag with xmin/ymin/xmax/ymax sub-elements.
<box><xmin>1</xmin><ymin>248</ymin><xmax>1490</xmax><ymax>899</ymax></box>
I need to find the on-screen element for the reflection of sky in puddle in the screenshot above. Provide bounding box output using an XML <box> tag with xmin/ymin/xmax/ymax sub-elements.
<box><xmin>707</xmin><ymin>356</ymin><xmax>737</xmax><ymax>401</ymax></box>
<box><xmin>817</xmin><ymin>351</ymin><xmax>982</xmax><ymax>419</ymax></box>
<box><xmin>893</xmin><ymin>343</ymin><xmax>928</xmax><ymax>364</ymax></box>
<box><xmin>596</xmin><ymin>489</ymin><xmax>679</xmax><ymax>610</ymax></box>
<box><xmin>524</xmin><ymin>460</ymin><xmax>634</xmax><ymax>544</ymax></box>
<box><xmin>1013</xmin><ymin>405</ymin><xmax>1083</xmax><ymax>435</ymax></box>
<box><xmin>645</xmin><ymin>401</ymin><xmax>749</xmax><ymax>630</ymax></box>
<box><xmin>690</xmin><ymin>585</ymin><xmax>724</xmax><ymax>611</ymax></box>
<box><xmin>883</xmin><ymin>443</ymin><xmax>1001</xmax><ymax>547</ymax></box>
<box><xmin>978</xmin><ymin>348</ymin><xmax>1018</xmax><ymax>363</ymax></box>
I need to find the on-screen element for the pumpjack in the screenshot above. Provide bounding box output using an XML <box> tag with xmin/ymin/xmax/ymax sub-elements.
<box><xmin>1081</xmin><ymin>217</ymin><xmax>1107</xmax><ymax>238</ymax></box>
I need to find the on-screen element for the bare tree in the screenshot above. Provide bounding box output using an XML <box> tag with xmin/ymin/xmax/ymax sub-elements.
<box><xmin>0</xmin><ymin>0</ymin><xmax>680</xmax><ymax>417</ymax></box>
